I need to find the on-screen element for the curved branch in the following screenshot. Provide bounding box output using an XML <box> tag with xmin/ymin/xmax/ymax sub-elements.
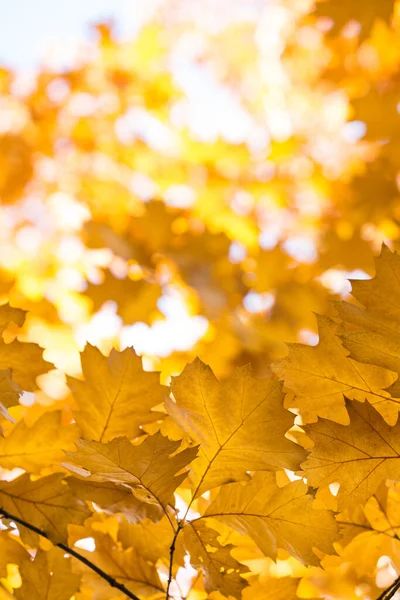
<box><xmin>0</xmin><ymin>508</ymin><xmax>141</xmax><ymax>600</ymax></box>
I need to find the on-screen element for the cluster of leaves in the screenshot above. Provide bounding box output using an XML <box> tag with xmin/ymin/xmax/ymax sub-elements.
<box><xmin>1</xmin><ymin>0</ymin><xmax>400</xmax><ymax>598</ymax></box>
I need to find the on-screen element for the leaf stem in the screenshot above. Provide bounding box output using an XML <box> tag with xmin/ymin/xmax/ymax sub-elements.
<box><xmin>0</xmin><ymin>508</ymin><xmax>141</xmax><ymax>600</ymax></box>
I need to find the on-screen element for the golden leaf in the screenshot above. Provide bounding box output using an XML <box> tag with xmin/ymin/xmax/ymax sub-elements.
<box><xmin>85</xmin><ymin>270</ymin><xmax>161</xmax><ymax>325</ymax></box>
<box><xmin>273</xmin><ymin>315</ymin><xmax>398</xmax><ymax>425</ymax></box>
<box><xmin>303</xmin><ymin>401</ymin><xmax>400</xmax><ymax>508</ymax></box>
<box><xmin>179</xmin><ymin>521</ymin><xmax>248</xmax><ymax>599</ymax></box>
<box><xmin>117</xmin><ymin>517</ymin><xmax>172</xmax><ymax>563</ymax></box>
<box><xmin>0</xmin><ymin>473</ymin><xmax>89</xmax><ymax>544</ymax></box>
<box><xmin>65</xmin><ymin>433</ymin><xmax>197</xmax><ymax>518</ymax></box>
<box><xmin>337</xmin><ymin>246</ymin><xmax>400</xmax><ymax>398</ymax></box>
<box><xmin>0</xmin><ymin>412</ymin><xmax>78</xmax><ymax>473</ymax></box>
<box><xmin>338</xmin><ymin>479</ymin><xmax>400</xmax><ymax>542</ymax></box>
<box><xmin>0</xmin><ymin>304</ymin><xmax>25</xmax><ymax>334</ymax></box>
<box><xmin>0</xmin><ymin>369</ymin><xmax>21</xmax><ymax>421</ymax></box>
<box><xmin>0</xmin><ymin>304</ymin><xmax>53</xmax><ymax>391</ymax></box>
<box><xmin>0</xmin><ymin>531</ymin><xmax>28</xmax><ymax>577</ymax></box>
<box><xmin>68</xmin><ymin>478</ymin><xmax>163</xmax><ymax>523</ymax></box>
<box><xmin>167</xmin><ymin>359</ymin><xmax>306</xmax><ymax>496</ymax></box>
<box><xmin>69</xmin><ymin>523</ymin><xmax>164</xmax><ymax>598</ymax></box>
<box><xmin>15</xmin><ymin>548</ymin><xmax>81</xmax><ymax>600</ymax></box>
<box><xmin>203</xmin><ymin>472</ymin><xmax>338</xmax><ymax>565</ymax></box>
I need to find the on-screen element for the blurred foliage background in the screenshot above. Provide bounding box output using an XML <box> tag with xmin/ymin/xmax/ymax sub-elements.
<box><xmin>0</xmin><ymin>0</ymin><xmax>398</xmax><ymax>388</ymax></box>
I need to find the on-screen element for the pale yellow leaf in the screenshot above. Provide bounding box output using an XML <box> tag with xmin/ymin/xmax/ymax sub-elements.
<box><xmin>0</xmin><ymin>412</ymin><xmax>78</xmax><ymax>473</ymax></box>
<box><xmin>68</xmin><ymin>345</ymin><xmax>165</xmax><ymax>442</ymax></box>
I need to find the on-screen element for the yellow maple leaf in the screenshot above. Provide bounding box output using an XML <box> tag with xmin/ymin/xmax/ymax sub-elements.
<box><xmin>178</xmin><ymin>521</ymin><xmax>248</xmax><ymax>599</ymax></box>
<box><xmin>68</xmin><ymin>478</ymin><xmax>163</xmax><ymax>523</ymax></box>
<box><xmin>302</xmin><ymin>401</ymin><xmax>400</xmax><ymax>508</ymax></box>
<box><xmin>167</xmin><ymin>359</ymin><xmax>306</xmax><ymax>497</ymax></box>
<box><xmin>68</xmin><ymin>345</ymin><xmax>165</xmax><ymax>442</ymax></box>
<box><xmin>203</xmin><ymin>472</ymin><xmax>338</xmax><ymax>565</ymax></box>
<box><xmin>15</xmin><ymin>548</ymin><xmax>81</xmax><ymax>600</ymax></box>
<box><xmin>0</xmin><ymin>412</ymin><xmax>78</xmax><ymax>473</ymax></box>
<box><xmin>69</xmin><ymin>521</ymin><xmax>165</xmax><ymax>598</ymax></box>
<box><xmin>0</xmin><ymin>473</ymin><xmax>89</xmax><ymax>544</ymax></box>
<box><xmin>65</xmin><ymin>433</ymin><xmax>197</xmax><ymax>521</ymax></box>
<box><xmin>337</xmin><ymin>245</ymin><xmax>400</xmax><ymax>398</ymax></box>
<box><xmin>273</xmin><ymin>315</ymin><xmax>399</xmax><ymax>425</ymax></box>
<box><xmin>0</xmin><ymin>304</ymin><xmax>53</xmax><ymax>391</ymax></box>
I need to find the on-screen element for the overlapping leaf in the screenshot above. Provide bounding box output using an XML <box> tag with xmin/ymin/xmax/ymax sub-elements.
<box><xmin>338</xmin><ymin>479</ymin><xmax>400</xmax><ymax>541</ymax></box>
<box><xmin>337</xmin><ymin>246</ymin><xmax>400</xmax><ymax>399</ymax></box>
<box><xmin>69</xmin><ymin>522</ymin><xmax>164</xmax><ymax>598</ymax></box>
<box><xmin>0</xmin><ymin>473</ymin><xmax>90</xmax><ymax>544</ymax></box>
<box><xmin>273</xmin><ymin>315</ymin><xmax>399</xmax><ymax>425</ymax></box>
<box><xmin>65</xmin><ymin>433</ymin><xmax>197</xmax><ymax>517</ymax></box>
<box><xmin>0</xmin><ymin>530</ymin><xmax>28</xmax><ymax>577</ymax></box>
<box><xmin>15</xmin><ymin>548</ymin><xmax>81</xmax><ymax>600</ymax></box>
<box><xmin>202</xmin><ymin>472</ymin><xmax>338</xmax><ymax>565</ymax></box>
<box><xmin>0</xmin><ymin>369</ymin><xmax>21</xmax><ymax>420</ymax></box>
<box><xmin>117</xmin><ymin>517</ymin><xmax>171</xmax><ymax>562</ymax></box>
<box><xmin>68</xmin><ymin>478</ymin><xmax>162</xmax><ymax>523</ymax></box>
<box><xmin>0</xmin><ymin>304</ymin><xmax>53</xmax><ymax>390</ymax></box>
<box><xmin>0</xmin><ymin>412</ymin><xmax>78</xmax><ymax>473</ymax></box>
<box><xmin>302</xmin><ymin>401</ymin><xmax>400</xmax><ymax>508</ymax></box>
<box><xmin>167</xmin><ymin>359</ymin><xmax>306</xmax><ymax>496</ymax></box>
<box><xmin>179</xmin><ymin>521</ymin><xmax>248</xmax><ymax>599</ymax></box>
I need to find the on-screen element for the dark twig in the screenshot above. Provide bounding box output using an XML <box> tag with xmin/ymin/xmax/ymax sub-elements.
<box><xmin>166</xmin><ymin>524</ymin><xmax>183</xmax><ymax>599</ymax></box>
<box><xmin>376</xmin><ymin>576</ymin><xmax>400</xmax><ymax>600</ymax></box>
<box><xmin>0</xmin><ymin>508</ymin><xmax>141</xmax><ymax>600</ymax></box>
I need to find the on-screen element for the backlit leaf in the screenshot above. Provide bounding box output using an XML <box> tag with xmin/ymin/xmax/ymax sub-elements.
<box><xmin>15</xmin><ymin>548</ymin><xmax>81</xmax><ymax>600</ymax></box>
<box><xmin>302</xmin><ymin>401</ymin><xmax>400</xmax><ymax>508</ymax></box>
<box><xmin>68</xmin><ymin>345</ymin><xmax>165</xmax><ymax>442</ymax></box>
<box><xmin>0</xmin><ymin>473</ymin><xmax>90</xmax><ymax>544</ymax></box>
<box><xmin>65</xmin><ymin>433</ymin><xmax>197</xmax><ymax>516</ymax></box>
<box><xmin>203</xmin><ymin>472</ymin><xmax>338</xmax><ymax>565</ymax></box>
<box><xmin>273</xmin><ymin>315</ymin><xmax>398</xmax><ymax>425</ymax></box>
<box><xmin>168</xmin><ymin>359</ymin><xmax>306</xmax><ymax>496</ymax></box>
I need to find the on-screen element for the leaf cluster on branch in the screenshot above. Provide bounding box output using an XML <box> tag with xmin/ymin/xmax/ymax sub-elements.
<box><xmin>0</xmin><ymin>246</ymin><xmax>399</xmax><ymax>599</ymax></box>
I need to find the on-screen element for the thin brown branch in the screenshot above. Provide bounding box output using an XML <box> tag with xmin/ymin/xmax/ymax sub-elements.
<box><xmin>166</xmin><ymin>523</ymin><xmax>183</xmax><ymax>599</ymax></box>
<box><xmin>376</xmin><ymin>576</ymin><xmax>400</xmax><ymax>600</ymax></box>
<box><xmin>0</xmin><ymin>508</ymin><xmax>141</xmax><ymax>600</ymax></box>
